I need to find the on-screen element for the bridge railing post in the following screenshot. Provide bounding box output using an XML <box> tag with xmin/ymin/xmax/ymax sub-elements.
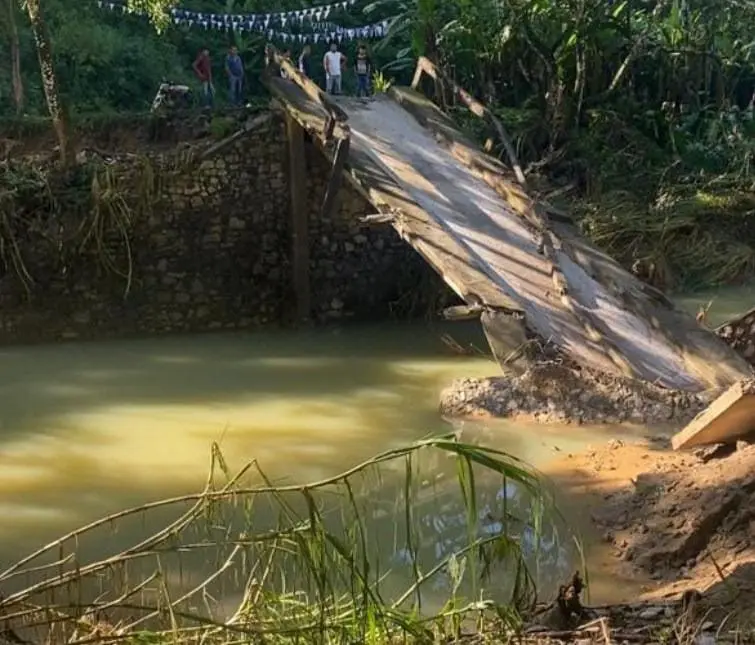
<box><xmin>410</xmin><ymin>56</ymin><xmax>527</xmax><ymax>188</ymax></box>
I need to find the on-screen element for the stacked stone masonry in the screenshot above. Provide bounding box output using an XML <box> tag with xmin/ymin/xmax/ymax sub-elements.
<box><xmin>0</xmin><ymin>112</ymin><xmax>453</xmax><ymax>343</ymax></box>
<box><xmin>717</xmin><ymin>307</ymin><xmax>755</xmax><ymax>366</ymax></box>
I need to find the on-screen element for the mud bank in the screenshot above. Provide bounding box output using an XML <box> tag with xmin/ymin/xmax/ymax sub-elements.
<box><xmin>593</xmin><ymin>441</ymin><xmax>755</xmax><ymax>594</ymax></box>
<box><xmin>439</xmin><ymin>362</ymin><xmax>710</xmax><ymax>425</ymax></box>
<box><xmin>546</xmin><ymin>437</ymin><xmax>755</xmax><ymax>631</ymax></box>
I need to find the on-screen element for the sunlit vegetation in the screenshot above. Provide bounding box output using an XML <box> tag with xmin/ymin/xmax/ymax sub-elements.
<box><xmin>0</xmin><ymin>437</ymin><xmax>570</xmax><ymax>643</ymax></box>
<box><xmin>3</xmin><ymin>0</ymin><xmax>755</xmax><ymax>286</ymax></box>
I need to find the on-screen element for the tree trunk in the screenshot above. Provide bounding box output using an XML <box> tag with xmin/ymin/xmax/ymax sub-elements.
<box><xmin>7</xmin><ymin>0</ymin><xmax>24</xmax><ymax>114</ymax></box>
<box><xmin>25</xmin><ymin>0</ymin><xmax>72</xmax><ymax>165</ymax></box>
<box><xmin>546</xmin><ymin>75</ymin><xmax>567</xmax><ymax>147</ymax></box>
<box><xmin>423</xmin><ymin>27</ymin><xmax>447</xmax><ymax>110</ymax></box>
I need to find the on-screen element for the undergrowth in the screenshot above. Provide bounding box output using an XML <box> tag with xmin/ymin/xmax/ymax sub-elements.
<box><xmin>0</xmin><ymin>436</ymin><xmax>571</xmax><ymax>645</ymax></box>
<box><xmin>0</xmin><ymin>112</ymin><xmax>154</xmax><ymax>142</ymax></box>
<box><xmin>453</xmin><ymin>100</ymin><xmax>755</xmax><ymax>293</ymax></box>
<box><xmin>567</xmin><ymin>104</ymin><xmax>755</xmax><ymax>292</ymax></box>
<box><xmin>0</xmin><ymin>156</ymin><xmax>158</xmax><ymax>298</ymax></box>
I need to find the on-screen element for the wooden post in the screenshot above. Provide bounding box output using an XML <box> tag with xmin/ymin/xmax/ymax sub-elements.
<box><xmin>319</xmin><ymin>134</ymin><xmax>350</xmax><ymax>221</ymax></box>
<box><xmin>286</xmin><ymin>112</ymin><xmax>310</xmax><ymax>324</ymax></box>
<box><xmin>413</xmin><ymin>56</ymin><xmax>527</xmax><ymax>188</ymax></box>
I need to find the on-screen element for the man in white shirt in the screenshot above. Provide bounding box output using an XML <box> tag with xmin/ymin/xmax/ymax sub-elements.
<box><xmin>323</xmin><ymin>42</ymin><xmax>346</xmax><ymax>95</ymax></box>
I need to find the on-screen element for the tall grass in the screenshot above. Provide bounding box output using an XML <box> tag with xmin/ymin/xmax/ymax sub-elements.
<box><xmin>0</xmin><ymin>157</ymin><xmax>156</xmax><ymax>300</ymax></box>
<box><xmin>0</xmin><ymin>436</ymin><xmax>564</xmax><ymax>645</ymax></box>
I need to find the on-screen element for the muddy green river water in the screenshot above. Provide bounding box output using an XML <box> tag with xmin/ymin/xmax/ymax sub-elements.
<box><xmin>0</xmin><ymin>284</ymin><xmax>750</xmax><ymax>609</ymax></box>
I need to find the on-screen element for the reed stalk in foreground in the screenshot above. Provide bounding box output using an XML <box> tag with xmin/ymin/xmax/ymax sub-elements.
<box><xmin>0</xmin><ymin>435</ymin><xmax>567</xmax><ymax>645</ymax></box>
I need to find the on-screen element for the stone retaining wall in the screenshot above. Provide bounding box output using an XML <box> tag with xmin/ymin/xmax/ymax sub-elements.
<box><xmin>717</xmin><ymin>308</ymin><xmax>755</xmax><ymax>365</ymax></box>
<box><xmin>0</xmin><ymin>112</ymin><xmax>453</xmax><ymax>343</ymax></box>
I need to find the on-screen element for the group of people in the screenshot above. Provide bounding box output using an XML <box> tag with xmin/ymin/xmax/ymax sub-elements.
<box><xmin>289</xmin><ymin>42</ymin><xmax>372</xmax><ymax>97</ymax></box>
<box><xmin>192</xmin><ymin>42</ymin><xmax>373</xmax><ymax>108</ymax></box>
<box><xmin>192</xmin><ymin>45</ymin><xmax>245</xmax><ymax>107</ymax></box>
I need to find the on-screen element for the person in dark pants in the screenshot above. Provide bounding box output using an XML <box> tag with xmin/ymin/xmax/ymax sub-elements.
<box><xmin>354</xmin><ymin>44</ymin><xmax>372</xmax><ymax>97</ymax></box>
<box><xmin>280</xmin><ymin>50</ymin><xmax>292</xmax><ymax>78</ymax></box>
<box><xmin>192</xmin><ymin>48</ymin><xmax>213</xmax><ymax>107</ymax></box>
<box><xmin>298</xmin><ymin>44</ymin><xmax>312</xmax><ymax>78</ymax></box>
<box><xmin>225</xmin><ymin>45</ymin><xmax>244</xmax><ymax>105</ymax></box>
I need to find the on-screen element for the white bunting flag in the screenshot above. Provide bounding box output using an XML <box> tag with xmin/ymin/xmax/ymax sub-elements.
<box><xmin>97</xmin><ymin>0</ymin><xmax>391</xmax><ymax>43</ymax></box>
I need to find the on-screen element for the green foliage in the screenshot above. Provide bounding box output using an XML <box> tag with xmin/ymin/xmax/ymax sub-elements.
<box><xmin>208</xmin><ymin>114</ymin><xmax>237</xmax><ymax>138</ymax></box>
<box><xmin>0</xmin><ymin>0</ymin><xmax>187</xmax><ymax>115</ymax></box>
<box><xmin>126</xmin><ymin>0</ymin><xmax>179</xmax><ymax>32</ymax></box>
<box><xmin>371</xmin><ymin>69</ymin><xmax>392</xmax><ymax>93</ymax></box>
<box><xmin>0</xmin><ymin>0</ymin><xmax>402</xmax><ymax>117</ymax></box>
<box><xmin>5</xmin><ymin>0</ymin><xmax>755</xmax><ymax>287</ymax></box>
<box><xmin>0</xmin><ymin>437</ymin><xmax>571</xmax><ymax>643</ymax></box>
<box><xmin>373</xmin><ymin>0</ymin><xmax>755</xmax><ymax>289</ymax></box>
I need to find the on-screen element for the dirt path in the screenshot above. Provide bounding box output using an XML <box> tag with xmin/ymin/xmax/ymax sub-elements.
<box><xmin>542</xmin><ymin>436</ymin><xmax>755</xmax><ymax>628</ymax></box>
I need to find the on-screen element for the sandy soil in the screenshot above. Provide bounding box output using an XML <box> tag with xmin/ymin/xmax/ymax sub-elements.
<box><xmin>542</xmin><ymin>436</ymin><xmax>755</xmax><ymax>628</ymax></box>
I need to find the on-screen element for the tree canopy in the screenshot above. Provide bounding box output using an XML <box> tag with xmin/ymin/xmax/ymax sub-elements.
<box><xmin>0</xmin><ymin>0</ymin><xmax>402</xmax><ymax>115</ymax></box>
<box><xmin>3</xmin><ymin>0</ymin><xmax>755</xmax><ymax>288</ymax></box>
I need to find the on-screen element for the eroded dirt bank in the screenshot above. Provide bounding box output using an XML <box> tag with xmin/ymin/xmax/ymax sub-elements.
<box><xmin>542</xmin><ymin>437</ymin><xmax>755</xmax><ymax>632</ymax></box>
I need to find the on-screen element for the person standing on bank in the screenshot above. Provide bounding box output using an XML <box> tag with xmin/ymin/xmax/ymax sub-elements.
<box><xmin>323</xmin><ymin>41</ymin><xmax>346</xmax><ymax>95</ymax></box>
<box><xmin>192</xmin><ymin>48</ymin><xmax>213</xmax><ymax>107</ymax></box>
<box><xmin>298</xmin><ymin>44</ymin><xmax>312</xmax><ymax>78</ymax></box>
<box><xmin>225</xmin><ymin>45</ymin><xmax>244</xmax><ymax>106</ymax></box>
<box><xmin>354</xmin><ymin>44</ymin><xmax>372</xmax><ymax>97</ymax></box>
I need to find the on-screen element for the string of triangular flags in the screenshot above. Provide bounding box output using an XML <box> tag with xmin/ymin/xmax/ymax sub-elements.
<box><xmin>97</xmin><ymin>1</ymin><xmax>389</xmax><ymax>42</ymax></box>
<box><xmin>170</xmin><ymin>0</ymin><xmax>358</xmax><ymax>26</ymax></box>
<box><xmin>97</xmin><ymin>0</ymin><xmax>357</xmax><ymax>27</ymax></box>
<box><xmin>253</xmin><ymin>23</ymin><xmax>387</xmax><ymax>43</ymax></box>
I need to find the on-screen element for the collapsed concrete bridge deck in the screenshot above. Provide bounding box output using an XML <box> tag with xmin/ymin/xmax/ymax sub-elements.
<box><xmin>262</xmin><ymin>53</ymin><xmax>753</xmax><ymax>398</ymax></box>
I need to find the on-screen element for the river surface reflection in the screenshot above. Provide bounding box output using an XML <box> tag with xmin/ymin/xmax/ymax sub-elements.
<box><xmin>1</xmin><ymin>281</ymin><xmax>752</xmax><ymax>611</ymax></box>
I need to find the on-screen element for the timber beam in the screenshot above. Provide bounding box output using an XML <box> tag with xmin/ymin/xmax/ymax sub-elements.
<box><xmin>319</xmin><ymin>135</ymin><xmax>351</xmax><ymax>221</ymax></box>
<box><xmin>411</xmin><ymin>56</ymin><xmax>527</xmax><ymax>188</ymax></box>
<box><xmin>285</xmin><ymin>112</ymin><xmax>311</xmax><ymax>325</ymax></box>
<box><xmin>193</xmin><ymin>112</ymin><xmax>275</xmax><ymax>166</ymax></box>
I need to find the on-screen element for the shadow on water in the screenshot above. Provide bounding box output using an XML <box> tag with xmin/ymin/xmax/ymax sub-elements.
<box><xmin>0</xmin><ymin>324</ymin><xmax>471</xmax><ymax>437</ymax></box>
